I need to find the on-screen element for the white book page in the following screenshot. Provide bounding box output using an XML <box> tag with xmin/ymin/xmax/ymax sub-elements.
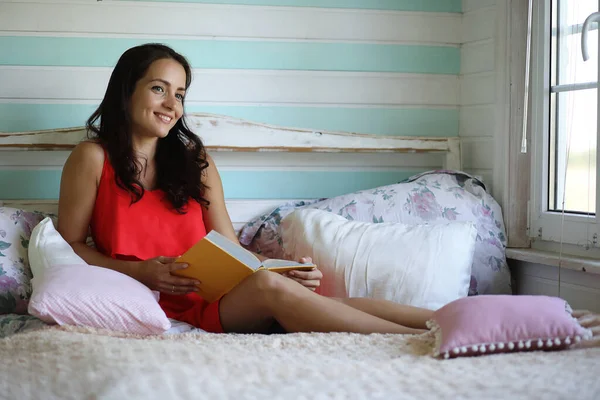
<box><xmin>206</xmin><ymin>230</ymin><xmax>262</xmax><ymax>270</ymax></box>
<box><xmin>261</xmin><ymin>259</ymin><xmax>315</xmax><ymax>269</ymax></box>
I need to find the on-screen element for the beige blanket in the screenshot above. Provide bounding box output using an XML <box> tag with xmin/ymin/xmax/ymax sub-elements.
<box><xmin>1</xmin><ymin>324</ymin><xmax>600</xmax><ymax>400</ymax></box>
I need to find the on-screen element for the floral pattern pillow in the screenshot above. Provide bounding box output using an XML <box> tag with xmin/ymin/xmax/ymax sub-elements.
<box><xmin>0</xmin><ymin>314</ymin><xmax>48</xmax><ymax>337</ymax></box>
<box><xmin>239</xmin><ymin>170</ymin><xmax>512</xmax><ymax>296</ymax></box>
<box><xmin>0</xmin><ymin>207</ymin><xmax>57</xmax><ymax>314</ymax></box>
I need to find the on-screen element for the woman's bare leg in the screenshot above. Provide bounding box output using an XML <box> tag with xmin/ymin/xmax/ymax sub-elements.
<box><xmin>218</xmin><ymin>270</ymin><xmax>426</xmax><ymax>334</ymax></box>
<box><xmin>330</xmin><ymin>298</ymin><xmax>433</xmax><ymax>329</ymax></box>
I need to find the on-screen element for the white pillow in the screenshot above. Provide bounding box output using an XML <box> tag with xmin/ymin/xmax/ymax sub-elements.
<box><xmin>29</xmin><ymin>217</ymin><xmax>86</xmax><ymax>278</ymax></box>
<box><xmin>27</xmin><ymin>218</ymin><xmax>171</xmax><ymax>335</ymax></box>
<box><xmin>281</xmin><ymin>209</ymin><xmax>477</xmax><ymax>310</ymax></box>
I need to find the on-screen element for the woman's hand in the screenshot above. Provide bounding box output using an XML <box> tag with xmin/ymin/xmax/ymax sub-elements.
<box><xmin>283</xmin><ymin>257</ymin><xmax>322</xmax><ymax>291</ymax></box>
<box><xmin>135</xmin><ymin>256</ymin><xmax>200</xmax><ymax>295</ymax></box>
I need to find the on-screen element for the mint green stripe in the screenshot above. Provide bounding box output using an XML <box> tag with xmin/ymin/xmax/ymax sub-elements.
<box><xmin>0</xmin><ymin>170</ymin><xmax>63</xmax><ymax>200</ymax></box>
<box><xmin>0</xmin><ymin>104</ymin><xmax>458</xmax><ymax>137</ymax></box>
<box><xmin>221</xmin><ymin>171</ymin><xmax>418</xmax><ymax>199</ymax></box>
<box><xmin>0</xmin><ymin>170</ymin><xmax>419</xmax><ymax>200</ymax></box>
<box><xmin>194</xmin><ymin>106</ymin><xmax>459</xmax><ymax>137</ymax></box>
<box><xmin>0</xmin><ymin>37</ymin><xmax>459</xmax><ymax>74</ymax></box>
<box><xmin>0</xmin><ymin>104</ymin><xmax>99</xmax><ymax>133</ymax></box>
<box><xmin>114</xmin><ymin>0</ymin><xmax>461</xmax><ymax>12</ymax></box>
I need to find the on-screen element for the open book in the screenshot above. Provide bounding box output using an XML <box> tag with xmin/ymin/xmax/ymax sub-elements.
<box><xmin>173</xmin><ymin>230</ymin><xmax>316</xmax><ymax>303</ymax></box>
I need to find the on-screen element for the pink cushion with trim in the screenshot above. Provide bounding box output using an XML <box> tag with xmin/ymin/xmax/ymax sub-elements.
<box><xmin>426</xmin><ymin>295</ymin><xmax>593</xmax><ymax>359</ymax></box>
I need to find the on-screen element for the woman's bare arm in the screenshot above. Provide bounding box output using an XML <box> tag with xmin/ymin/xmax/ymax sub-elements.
<box><xmin>201</xmin><ymin>154</ymin><xmax>268</xmax><ymax>261</ymax></box>
<box><xmin>201</xmin><ymin>154</ymin><xmax>240</xmax><ymax>242</ymax></box>
<box><xmin>57</xmin><ymin>141</ymin><xmax>142</xmax><ymax>278</ymax></box>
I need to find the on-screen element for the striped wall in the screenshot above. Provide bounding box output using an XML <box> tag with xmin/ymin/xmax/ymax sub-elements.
<box><xmin>0</xmin><ymin>0</ymin><xmax>463</xmax><ymax>200</ymax></box>
<box><xmin>460</xmin><ymin>0</ymin><xmax>505</xmax><ymax>200</ymax></box>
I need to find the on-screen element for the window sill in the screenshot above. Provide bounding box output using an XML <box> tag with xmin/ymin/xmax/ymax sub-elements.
<box><xmin>506</xmin><ymin>248</ymin><xmax>600</xmax><ymax>275</ymax></box>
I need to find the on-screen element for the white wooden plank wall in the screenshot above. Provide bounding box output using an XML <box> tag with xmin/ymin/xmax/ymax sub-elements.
<box><xmin>511</xmin><ymin>260</ymin><xmax>600</xmax><ymax>313</ymax></box>
<box><xmin>1</xmin><ymin>1</ymin><xmax>463</xmax><ymax>43</ymax></box>
<box><xmin>0</xmin><ymin>0</ymin><xmax>465</xmax><ymax>203</ymax></box>
<box><xmin>1</xmin><ymin>68</ymin><xmax>460</xmax><ymax>106</ymax></box>
<box><xmin>460</xmin><ymin>0</ymin><xmax>508</xmax><ymax>201</ymax></box>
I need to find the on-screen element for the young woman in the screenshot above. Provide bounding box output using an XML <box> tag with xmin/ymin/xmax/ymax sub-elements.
<box><xmin>57</xmin><ymin>43</ymin><xmax>433</xmax><ymax>334</ymax></box>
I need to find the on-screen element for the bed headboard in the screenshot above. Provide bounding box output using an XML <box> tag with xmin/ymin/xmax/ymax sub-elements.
<box><xmin>0</xmin><ymin>112</ymin><xmax>461</xmax><ymax>231</ymax></box>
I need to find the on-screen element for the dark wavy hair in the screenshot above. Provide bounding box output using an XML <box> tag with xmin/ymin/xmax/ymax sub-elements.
<box><xmin>86</xmin><ymin>43</ymin><xmax>209</xmax><ymax>213</ymax></box>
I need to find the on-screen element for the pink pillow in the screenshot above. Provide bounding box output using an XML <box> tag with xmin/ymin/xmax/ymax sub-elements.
<box><xmin>27</xmin><ymin>218</ymin><xmax>171</xmax><ymax>335</ymax></box>
<box><xmin>28</xmin><ymin>264</ymin><xmax>171</xmax><ymax>335</ymax></box>
<box><xmin>426</xmin><ymin>295</ymin><xmax>593</xmax><ymax>359</ymax></box>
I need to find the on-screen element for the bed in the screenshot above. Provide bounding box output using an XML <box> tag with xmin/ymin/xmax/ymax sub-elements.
<box><xmin>1</xmin><ymin>113</ymin><xmax>599</xmax><ymax>400</ymax></box>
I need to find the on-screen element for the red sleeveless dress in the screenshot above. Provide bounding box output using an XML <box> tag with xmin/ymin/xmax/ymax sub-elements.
<box><xmin>90</xmin><ymin>149</ymin><xmax>224</xmax><ymax>333</ymax></box>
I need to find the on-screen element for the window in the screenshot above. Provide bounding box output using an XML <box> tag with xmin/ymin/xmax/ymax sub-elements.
<box><xmin>530</xmin><ymin>0</ymin><xmax>599</xmax><ymax>247</ymax></box>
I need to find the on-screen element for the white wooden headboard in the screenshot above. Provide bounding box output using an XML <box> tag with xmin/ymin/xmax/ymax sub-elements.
<box><xmin>0</xmin><ymin>112</ymin><xmax>461</xmax><ymax>231</ymax></box>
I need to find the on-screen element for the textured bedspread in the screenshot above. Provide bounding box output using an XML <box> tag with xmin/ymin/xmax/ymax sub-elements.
<box><xmin>1</xmin><ymin>325</ymin><xmax>599</xmax><ymax>400</ymax></box>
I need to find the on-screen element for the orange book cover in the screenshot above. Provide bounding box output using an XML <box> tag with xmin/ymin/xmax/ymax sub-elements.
<box><xmin>173</xmin><ymin>230</ymin><xmax>316</xmax><ymax>302</ymax></box>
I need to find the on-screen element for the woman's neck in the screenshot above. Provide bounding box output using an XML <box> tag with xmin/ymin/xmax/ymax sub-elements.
<box><xmin>131</xmin><ymin>135</ymin><xmax>158</xmax><ymax>161</ymax></box>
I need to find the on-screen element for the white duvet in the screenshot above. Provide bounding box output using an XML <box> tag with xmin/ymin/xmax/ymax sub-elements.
<box><xmin>1</xmin><ymin>324</ymin><xmax>599</xmax><ymax>400</ymax></box>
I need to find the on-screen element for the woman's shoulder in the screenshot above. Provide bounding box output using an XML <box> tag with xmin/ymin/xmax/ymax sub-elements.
<box><xmin>205</xmin><ymin>152</ymin><xmax>215</xmax><ymax>164</ymax></box>
<box><xmin>65</xmin><ymin>140</ymin><xmax>105</xmax><ymax>174</ymax></box>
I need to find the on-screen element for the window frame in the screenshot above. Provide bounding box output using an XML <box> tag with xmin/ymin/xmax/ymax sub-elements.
<box><xmin>529</xmin><ymin>0</ymin><xmax>600</xmax><ymax>248</ymax></box>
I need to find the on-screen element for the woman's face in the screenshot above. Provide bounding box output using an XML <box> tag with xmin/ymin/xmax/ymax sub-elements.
<box><xmin>129</xmin><ymin>58</ymin><xmax>187</xmax><ymax>139</ymax></box>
